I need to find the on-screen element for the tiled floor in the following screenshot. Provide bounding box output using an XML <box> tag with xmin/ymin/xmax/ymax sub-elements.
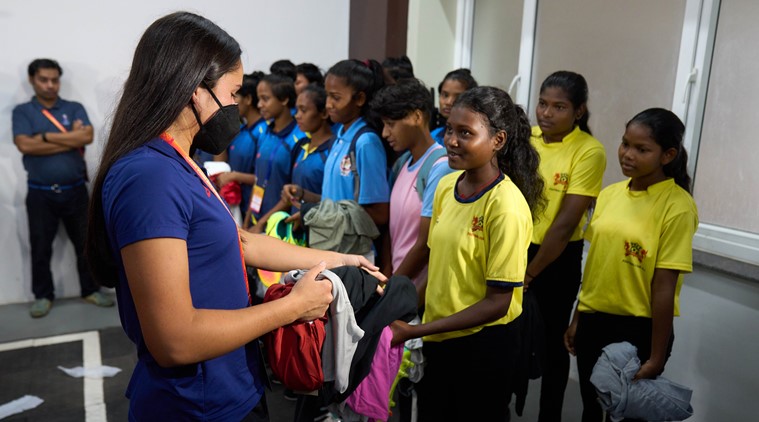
<box><xmin>1</xmin><ymin>265</ymin><xmax>757</xmax><ymax>421</ymax></box>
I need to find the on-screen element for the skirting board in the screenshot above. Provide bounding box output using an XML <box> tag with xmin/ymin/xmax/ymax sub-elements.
<box><xmin>693</xmin><ymin>223</ymin><xmax>759</xmax><ymax>268</ymax></box>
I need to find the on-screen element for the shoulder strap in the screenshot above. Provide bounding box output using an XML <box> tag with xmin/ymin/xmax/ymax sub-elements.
<box><xmin>348</xmin><ymin>126</ymin><xmax>375</xmax><ymax>202</ymax></box>
<box><xmin>389</xmin><ymin>151</ymin><xmax>412</xmax><ymax>190</ymax></box>
<box><xmin>415</xmin><ymin>147</ymin><xmax>448</xmax><ymax>200</ymax></box>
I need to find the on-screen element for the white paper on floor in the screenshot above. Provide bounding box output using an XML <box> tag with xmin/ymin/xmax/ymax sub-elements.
<box><xmin>0</xmin><ymin>395</ymin><xmax>44</xmax><ymax>420</ymax></box>
<box><xmin>57</xmin><ymin>365</ymin><xmax>122</xmax><ymax>378</ymax></box>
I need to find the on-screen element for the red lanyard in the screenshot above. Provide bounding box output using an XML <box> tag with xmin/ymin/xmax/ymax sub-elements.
<box><xmin>41</xmin><ymin>109</ymin><xmax>68</xmax><ymax>133</ymax></box>
<box><xmin>160</xmin><ymin>133</ymin><xmax>251</xmax><ymax>304</ymax></box>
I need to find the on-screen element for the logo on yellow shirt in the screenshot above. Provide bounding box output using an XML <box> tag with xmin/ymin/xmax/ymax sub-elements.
<box><xmin>471</xmin><ymin>216</ymin><xmax>484</xmax><ymax>232</ymax></box>
<box><xmin>468</xmin><ymin>215</ymin><xmax>485</xmax><ymax>240</ymax></box>
<box><xmin>624</xmin><ymin>241</ymin><xmax>648</xmax><ymax>263</ymax></box>
<box><xmin>553</xmin><ymin>172</ymin><xmax>569</xmax><ymax>187</ymax></box>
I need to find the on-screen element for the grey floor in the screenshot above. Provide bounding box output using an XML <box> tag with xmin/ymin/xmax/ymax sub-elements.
<box><xmin>1</xmin><ymin>265</ymin><xmax>758</xmax><ymax>421</ymax></box>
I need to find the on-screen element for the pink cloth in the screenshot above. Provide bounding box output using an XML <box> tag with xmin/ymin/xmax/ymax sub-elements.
<box><xmin>345</xmin><ymin>326</ymin><xmax>403</xmax><ymax>420</ymax></box>
<box><xmin>389</xmin><ymin>158</ymin><xmax>427</xmax><ymax>286</ymax></box>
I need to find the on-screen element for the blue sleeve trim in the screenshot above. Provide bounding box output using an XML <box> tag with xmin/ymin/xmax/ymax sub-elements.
<box><xmin>487</xmin><ymin>280</ymin><xmax>523</xmax><ymax>288</ymax></box>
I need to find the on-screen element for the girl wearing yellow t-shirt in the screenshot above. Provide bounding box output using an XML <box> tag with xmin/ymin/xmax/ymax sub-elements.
<box><xmin>525</xmin><ymin>71</ymin><xmax>606</xmax><ymax>421</ymax></box>
<box><xmin>564</xmin><ymin>108</ymin><xmax>698</xmax><ymax>422</ymax></box>
<box><xmin>391</xmin><ymin>86</ymin><xmax>545</xmax><ymax>421</ymax></box>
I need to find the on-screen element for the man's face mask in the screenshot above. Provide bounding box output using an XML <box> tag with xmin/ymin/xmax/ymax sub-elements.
<box><xmin>191</xmin><ymin>81</ymin><xmax>240</xmax><ymax>155</ymax></box>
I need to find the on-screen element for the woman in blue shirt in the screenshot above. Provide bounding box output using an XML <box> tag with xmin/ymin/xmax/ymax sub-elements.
<box><xmin>85</xmin><ymin>12</ymin><xmax>375</xmax><ymax>421</ymax></box>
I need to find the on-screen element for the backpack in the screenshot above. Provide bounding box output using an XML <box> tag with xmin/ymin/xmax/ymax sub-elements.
<box><xmin>347</xmin><ymin>126</ymin><xmax>377</xmax><ymax>201</ymax></box>
<box><xmin>263</xmin><ymin>281</ymin><xmax>327</xmax><ymax>391</ymax></box>
<box><xmin>389</xmin><ymin>147</ymin><xmax>448</xmax><ymax>200</ymax></box>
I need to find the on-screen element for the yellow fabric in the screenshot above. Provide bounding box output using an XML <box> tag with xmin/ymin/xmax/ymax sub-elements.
<box><xmin>578</xmin><ymin>178</ymin><xmax>698</xmax><ymax>317</ymax></box>
<box><xmin>530</xmin><ymin>126</ymin><xmax>606</xmax><ymax>244</ymax></box>
<box><xmin>423</xmin><ymin>171</ymin><xmax>532</xmax><ymax>342</ymax></box>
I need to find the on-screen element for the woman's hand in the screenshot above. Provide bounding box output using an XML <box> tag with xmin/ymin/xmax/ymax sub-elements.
<box><xmin>288</xmin><ymin>262</ymin><xmax>333</xmax><ymax>321</ymax></box>
<box><xmin>361</xmin><ymin>267</ymin><xmax>388</xmax><ymax>283</ymax></box>
<box><xmin>325</xmin><ymin>253</ymin><xmax>379</xmax><ymax>272</ymax></box>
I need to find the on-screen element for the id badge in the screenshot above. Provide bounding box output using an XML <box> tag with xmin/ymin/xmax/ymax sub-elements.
<box><xmin>250</xmin><ymin>185</ymin><xmax>265</xmax><ymax>214</ymax></box>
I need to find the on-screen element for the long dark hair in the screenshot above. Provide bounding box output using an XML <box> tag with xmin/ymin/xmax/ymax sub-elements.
<box><xmin>86</xmin><ymin>11</ymin><xmax>241</xmax><ymax>288</ymax></box>
<box><xmin>540</xmin><ymin>70</ymin><xmax>592</xmax><ymax>135</ymax></box>
<box><xmin>626</xmin><ymin>108</ymin><xmax>692</xmax><ymax>194</ymax></box>
<box><xmin>454</xmin><ymin>86</ymin><xmax>546</xmax><ymax>216</ymax></box>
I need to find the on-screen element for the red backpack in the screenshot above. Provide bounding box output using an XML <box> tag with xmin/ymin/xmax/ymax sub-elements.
<box><xmin>263</xmin><ymin>283</ymin><xmax>327</xmax><ymax>391</ymax></box>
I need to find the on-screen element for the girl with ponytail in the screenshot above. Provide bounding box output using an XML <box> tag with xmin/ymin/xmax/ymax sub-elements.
<box><xmin>524</xmin><ymin>70</ymin><xmax>607</xmax><ymax>421</ymax></box>
<box><xmin>284</xmin><ymin>59</ymin><xmax>391</xmax><ymax>263</ymax></box>
<box><xmin>390</xmin><ymin>86</ymin><xmax>544</xmax><ymax>421</ymax></box>
<box><xmin>564</xmin><ymin>108</ymin><xmax>698</xmax><ymax>422</ymax></box>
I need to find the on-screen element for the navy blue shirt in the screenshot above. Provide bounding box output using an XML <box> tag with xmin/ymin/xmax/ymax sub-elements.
<box><xmin>103</xmin><ymin>138</ymin><xmax>263</xmax><ymax>421</ymax></box>
<box><xmin>227</xmin><ymin>118</ymin><xmax>265</xmax><ymax>209</ymax></box>
<box><xmin>12</xmin><ymin>97</ymin><xmax>90</xmax><ymax>184</ymax></box>
<box><xmin>253</xmin><ymin>120</ymin><xmax>306</xmax><ymax>219</ymax></box>
<box><xmin>291</xmin><ymin>135</ymin><xmax>334</xmax><ymax>196</ymax></box>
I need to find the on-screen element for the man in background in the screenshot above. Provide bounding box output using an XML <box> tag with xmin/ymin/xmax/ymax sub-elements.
<box><xmin>12</xmin><ymin>58</ymin><xmax>113</xmax><ymax>318</ymax></box>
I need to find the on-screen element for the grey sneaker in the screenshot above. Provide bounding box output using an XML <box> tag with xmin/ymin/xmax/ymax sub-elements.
<box><xmin>83</xmin><ymin>292</ymin><xmax>115</xmax><ymax>307</ymax></box>
<box><xmin>30</xmin><ymin>298</ymin><xmax>52</xmax><ymax>318</ymax></box>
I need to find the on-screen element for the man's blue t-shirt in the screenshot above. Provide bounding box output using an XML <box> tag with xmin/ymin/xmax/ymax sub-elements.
<box><xmin>102</xmin><ymin>138</ymin><xmax>263</xmax><ymax>421</ymax></box>
<box><xmin>11</xmin><ymin>97</ymin><xmax>90</xmax><ymax>184</ymax></box>
<box><xmin>254</xmin><ymin>120</ymin><xmax>306</xmax><ymax>219</ymax></box>
<box><xmin>321</xmin><ymin>117</ymin><xmax>389</xmax><ymax>204</ymax></box>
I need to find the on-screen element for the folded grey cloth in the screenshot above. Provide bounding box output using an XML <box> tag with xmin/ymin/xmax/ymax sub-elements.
<box><xmin>303</xmin><ymin>199</ymin><xmax>379</xmax><ymax>255</ymax></box>
<box><xmin>590</xmin><ymin>341</ymin><xmax>693</xmax><ymax>422</ymax></box>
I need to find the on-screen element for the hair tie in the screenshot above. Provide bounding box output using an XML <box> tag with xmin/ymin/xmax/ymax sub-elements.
<box><xmin>362</xmin><ymin>59</ymin><xmax>370</xmax><ymax>68</ymax></box>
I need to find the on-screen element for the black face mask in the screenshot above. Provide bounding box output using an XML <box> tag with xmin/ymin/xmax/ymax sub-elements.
<box><xmin>191</xmin><ymin>82</ymin><xmax>241</xmax><ymax>155</ymax></box>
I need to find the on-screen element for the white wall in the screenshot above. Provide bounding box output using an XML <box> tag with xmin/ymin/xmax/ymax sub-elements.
<box><xmin>0</xmin><ymin>0</ymin><xmax>350</xmax><ymax>305</ymax></box>
<box><xmin>406</xmin><ymin>0</ymin><xmax>458</xmax><ymax>92</ymax></box>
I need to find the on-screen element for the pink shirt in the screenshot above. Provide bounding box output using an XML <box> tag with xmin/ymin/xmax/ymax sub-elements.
<box><xmin>389</xmin><ymin>144</ymin><xmax>450</xmax><ymax>286</ymax></box>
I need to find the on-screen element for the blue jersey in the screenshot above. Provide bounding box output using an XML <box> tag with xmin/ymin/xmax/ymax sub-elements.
<box><xmin>321</xmin><ymin>117</ymin><xmax>389</xmax><ymax>204</ymax></box>
<box><xmin>102</xmin><ymin>138</ymin><xmax>264</xmax><ymax>421</ymax></box>
<box><xmin>292</xmin><ymin>135</ymin><xmax>334</xmax><ymax>197</ymax></box>
<box><xmin>254</xmin><ymin>120</ymin><xmax>306</xmax><ymax>218</ymax></box>
<box><xmin>228</xmin><ymin>118</ymin><xmax>265</xmax><ymax>208</ymax></box>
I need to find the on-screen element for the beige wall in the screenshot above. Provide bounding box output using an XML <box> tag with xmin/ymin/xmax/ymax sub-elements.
<box><xmin>693</xmin><ymin>0</ymin><xmax>759</xmax><ymax>233</ymax></box>
<box><xmin>470</xmin><ymin>0</ymin><xmax>523</xmax><ymax>92</ymax></box>
<box><xmin>406</xmin><ymin>0</ymin><xmax>458</xmax><ymax>91</ymax></box>
<box><xmin>531</xmin><ymin>0</ymin><xmax>686</xmax><ymax>186</ymax></box>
